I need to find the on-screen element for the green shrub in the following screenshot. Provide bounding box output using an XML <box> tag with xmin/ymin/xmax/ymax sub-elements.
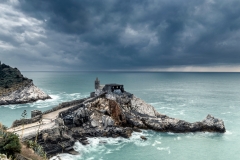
<box><xmin>26</xmin><ymin>140</ymin><xmax>47</xmax><ymax>159</ymax></box>
<box><xmin>0</xmin><ymin>123</ymin><xmax>21</xmax><ymax>158</ymax></box>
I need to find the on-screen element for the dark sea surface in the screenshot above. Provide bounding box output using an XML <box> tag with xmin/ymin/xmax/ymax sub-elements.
<box><xmin>0</xmin><ymin>72</ymin><xmax>239</xmax><ymax>160</ymax></box>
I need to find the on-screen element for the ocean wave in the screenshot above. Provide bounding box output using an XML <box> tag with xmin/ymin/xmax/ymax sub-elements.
<box><xmin>50</xmin><ymin>153</ymin><xmax>80</xmax><ymax>160</ymax></box>
<box><xmin>51</xmin><ymin>131</ymin><xmax>151</xmax><ymax>160</ymax></box>
<box><xmin>3</xmin><ymin>92</ymin><xmax>89</xmax><ymax>110</ymax></box>
<box><xmin>149</xmin><ymin>102</ymin><xmax>164</xmax><ymax>105</ymax></box>
<box><xmin>152</xmin><ymin>140</ymin><xmax>161</xmax><ymax>146</ymax></box>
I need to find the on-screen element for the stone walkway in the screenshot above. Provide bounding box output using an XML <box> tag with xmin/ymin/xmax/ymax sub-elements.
<box><xmin>7</xmin><ymin>105</ymin><xmax>74</xmax><ymax>139</ymax></box>
<box><xmin>7</xmin><ymin>96</ymin><xmax>99</xmax><ymax>139</ymax></box>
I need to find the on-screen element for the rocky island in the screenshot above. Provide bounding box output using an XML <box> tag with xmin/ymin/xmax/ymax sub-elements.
<box><xmin>8</xmin><ymin>78</ymin><xmax>226</xmax><ymax>158</ymax></box>
<box><xmin>0</xmin><ymin>62</ymin><xmax>51</xmax><ymax>105</ymax></box>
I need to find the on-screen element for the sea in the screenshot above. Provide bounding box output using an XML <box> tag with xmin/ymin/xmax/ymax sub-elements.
<box><xmin>0</xmin><ymin>72</ymin><xmax>239</xmax><ymax>160</ymax></box>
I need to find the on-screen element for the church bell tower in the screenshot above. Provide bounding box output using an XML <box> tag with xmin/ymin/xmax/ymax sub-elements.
<box><xmin>95</xmin><ymin>77</ymin><xmax>100</xmax><ymax>90</ymax></box>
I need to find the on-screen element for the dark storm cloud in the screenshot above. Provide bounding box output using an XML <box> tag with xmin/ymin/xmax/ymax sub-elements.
<box><xmin>1</xmin><ymin>0</ymin><xmax>240</xmax><ymax>71</ymax></box>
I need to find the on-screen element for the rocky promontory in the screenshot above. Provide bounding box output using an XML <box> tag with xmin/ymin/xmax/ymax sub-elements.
<box><xmin>0</xmin><ymin>62</ymin><xmax>51</xmax><ymax>105</ymax></box>
<box><xmin>8</xmin><ymin>79</ymin><xmax>226</xmax><ymax>158</ymax></box>
<box><xmin>14</xmin><ymin>94</ymin><xmax>225</xmax><ymax>157</ymax></box>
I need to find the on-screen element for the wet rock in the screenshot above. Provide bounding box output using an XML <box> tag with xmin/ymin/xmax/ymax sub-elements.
<box><xmin>102</xmin><ymin>115</ymin><xmax>114</xmax><ymax>128</ymax></box>
<box><xmin>81</xmin><ymin>140</ymin><xmax>89</xmax><ymax>145</ymax></box>
<box><xmin>140</xmin><ymin>136</ymin><xmax>147</xmax><ymax>140</ymax></box>
<box><xmin>73</xmin><ymin>108</ymin><xmax>90</xmax><ymax>126</ymax></box>
<box><xmin>133</xmin><ymin>127</ymin><xmax>142</xmax><ymax>132</ymax></box>
<box><xmin>201</xmin><ymin>114</ymin><xmax>225</xmax><ymax>133</ymax></box>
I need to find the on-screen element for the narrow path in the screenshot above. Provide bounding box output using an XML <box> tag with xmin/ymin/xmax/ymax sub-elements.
<box><xmin>7</xmin><ymin>96</ymin><xmax>99</xmax><ymax>139</ymax></box>
<box><xmin>7</xmin><ymin>105</ymin><xmax>75</xmax><ymax>138</ymax></box>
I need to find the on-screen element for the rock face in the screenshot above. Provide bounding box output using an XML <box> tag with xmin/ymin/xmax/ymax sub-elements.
<box><xmin>0</xmin><ymin>62</ymin><xmax>51</xmax><ymax>105</ymax></box>
<box><xmin>29</xmin><ymin>92</ymin><xmax>225</xmax><ymax>157</ymax></box>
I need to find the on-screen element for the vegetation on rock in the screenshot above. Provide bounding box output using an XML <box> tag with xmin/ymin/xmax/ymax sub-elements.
<box><xmin>25</xmin><ymin>140</ymin><xmax>47</xmax><ymax>159</ymax></box>
<box><xmin>0</xmin><ymin>63</ymin><xmax>32</xmax><ymax>97</ymax></box>
<box><xmin>0</xmin><ymin>123</ymin><xmax>21</xmax><ymax>158</ymax></box>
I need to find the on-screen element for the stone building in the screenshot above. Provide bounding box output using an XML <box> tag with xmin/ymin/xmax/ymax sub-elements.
<box><xmin>91</xmin><ymin>78</ymin><xmax>125</xmax><ymax>97</ymax></box>
<box><xmin>102</xmin><ymin>84</ymin><xmax>124</xmax><ymax>94</ymax></box>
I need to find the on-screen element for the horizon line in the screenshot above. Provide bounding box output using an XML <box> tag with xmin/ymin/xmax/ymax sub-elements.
<box><xmin>21</xmin><ymin>70</ymin><xmax>240</xmax><ymax>73</ymax></box>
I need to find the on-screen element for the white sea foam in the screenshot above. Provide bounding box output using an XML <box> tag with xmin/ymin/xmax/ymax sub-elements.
<box><xmin>167</xmin><ymin>132</ymin><xmax>175</xmax><ymax>135</ymax></box>
<box><xmin>49</xmin><ymin>94</ymin><xmax>60</xmax><ymax>101</ymax></box>
<box><xmin>221</xmin><ymin>112</ymin><xmax>231</xmax><ymax>115</ymax></box>
<box><xmin>152</xmin><ymin>140</ymin><xmax>162</xmax><ymax>146</ymax></box>
<box><xmin>174</xmin><ymin>137</ymin><xmax>181</xmax><ymax>141</ymax></box>
<box><xmin>6</xmin><ymin>104</ymin><xmax>22</xmax><ymax>109</ymax></box>
<box><xmin>225</xmin><ymin>130</ymin><xmax>233</xmax><ymax>135</ymax></box>
<box><xmin>157</xmin><ymin>147</ymin><xmax>171</xmax><ymax>154</ymax></box>
<box><xmin>50</xmin><ymin>153</ymin><xmax>80</xmax><ymax>160</ymax></box>
<box><xmin>51</xmin><ymin>131</ymin><xmax>150</xmax><ymax>160</ymax></box>
<box><xmin>149</xmin><ymin>102</ymin><xmax>163</xmax><ymax>105</ymax></box>
<box><xmin>178</xmin><ymin>110</ymin><xmax>185</xmax><ymax>115</ymax></box>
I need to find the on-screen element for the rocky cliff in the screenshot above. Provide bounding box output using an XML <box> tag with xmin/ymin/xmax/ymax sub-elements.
<box><xmin>0</xmin><ymin>62</ymin><xmax>51</xmax><ymax>105</ymax></box>
<box><xmin>22</xmin><ymin>92</ymin><xmax>225</xmax><ymax>157</ymax></box>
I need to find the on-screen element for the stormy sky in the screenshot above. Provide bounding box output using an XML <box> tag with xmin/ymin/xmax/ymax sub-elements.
<box><xmin>1</xmin><ymin>0</ymin><xmax>240</xmax><ymax>71</ymax></box>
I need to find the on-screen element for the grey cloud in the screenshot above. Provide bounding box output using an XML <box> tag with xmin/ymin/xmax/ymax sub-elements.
<box><xmin>1</xmin><ymin>0</ymin><xmax>240</xmax><ymax>71</ymax></box>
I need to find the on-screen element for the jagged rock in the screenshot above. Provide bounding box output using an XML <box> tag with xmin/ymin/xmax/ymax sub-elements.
<box><xmin>55</xmin><ymin>118</ymin><xmax>65</xmax><ymax>126</ymax></box>
<box><xmin>102</xmin><ymin>115</ymin><xmax>114</xmax><ymax>128</ymax></box>
<box><xmin>133</xmin><ymin>126</ymin><xmax>142</xmax><ymax>132</ymax></box>
<box><xmin>201</xmin><ymin>114</ymin><xmax>225</xmax><ymax>132</ymax></box>
<box><xmin>73</xmin><ymin>108</ymin><xmax>90</xmax><ymax>126</ymax></box>
<box><xmin>0</xmin><ymin>63</ymin><xmax>51</xmax><ymax>105</ymax></box>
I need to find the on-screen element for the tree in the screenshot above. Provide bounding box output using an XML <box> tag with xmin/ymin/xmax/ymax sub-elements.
<box><xmin>21</xmin><ymin>110</ymin><xmax>27</xmax><ymax>140</ymax></box>
<box><xmin>35</xmin><ymin>118</ymin><xmax>43</xmax><ymax>143</ymax></box>
<box><xmin>0</xmin><ymin>133</ymin><xmax>21</xmax><ymax>157</ymax></box>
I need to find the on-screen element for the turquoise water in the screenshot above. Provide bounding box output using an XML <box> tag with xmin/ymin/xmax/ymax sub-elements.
<box><xmin>0</xmin><ymin>72</ymin><xmax>239</xmax><ymax>160</ymax></box>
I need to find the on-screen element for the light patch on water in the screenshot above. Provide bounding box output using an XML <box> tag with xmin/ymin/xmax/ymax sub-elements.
<box><xmin>185</xmin><ymin>132</ymin><xmax>224</xmax><ymax>139</ymax></box>
<box><xmin>158</xmin><ymin>106</ymin><xmax>175</xmax><ymax>111</ymax></box>
<box><xmin>149</xmin><ymin>102</ymin><xmax>164</xmax><ymax>106</ymax></box>
<box><xmin>179</xmin><ymin>110</ymin><xmax>185</xmax><ymax>115</ymax></box>
<box><xmin>174</xmin><ymin>137</ymin><xmax>181</xmax><ymax>141</ymax></box>
<box><xmin>179</xmin><ymin>104</ymin><xmax>186</xmax><ymax>107</ymax></box>
<box><xmin>167</xmin><ymin>132</ymin><xmax>175</xmax><ymax>135</ymax></box>
<box><xmin>221</xmin><ymin>112</ymin><xmax>231</xmax><ymax>115</ymax></box>
<box><xmin>48</xmin><ymin>95</ymin><xmax>60</xmax><ymax>101</ymax></box>
<box><xmin>225</xmin><ymin>130</ymin><xmax>232</xmax><ymax>135</ymax></box>
<box><xmin>5</xmin><ymin>104</ymin><xmax>28</xmax><ymax>110</ymax></box>
<box><xmin>50</xmin><ymin>153</ymin><xmax>80</xmax><ymax>160</ymax></box>
<box><xmin>152</xmin><ymin>140</ymin><xmax>162</xmax><ymax>146</ymax></box>
<box><xmin>157</xmin><ymin>147</ymin><xmax>171</xmax><ymax>154</ymax></box>
<box><xmin>106</xmin><ymin>149</ymin><xmax>112</xmax><ymax>154</ymax></box>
